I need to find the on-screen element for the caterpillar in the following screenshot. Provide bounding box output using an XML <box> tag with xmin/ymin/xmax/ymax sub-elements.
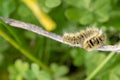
<box><xmin>83</xmin><ymin>33</ymin><xmax>105</xmax><ymax>51</ymax></box>
<box><xmin>62</xmin><ymin>28</ymin><xmax>106</xmax><ymax>51</ymax></box>
<box><xmin>62</xmin><ymin>33</ymin><xmax>80</xmax><ymax>45</ymax></box>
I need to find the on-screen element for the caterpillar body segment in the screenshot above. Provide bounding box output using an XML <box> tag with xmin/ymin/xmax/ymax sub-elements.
<box><xmin>83</xmin><ymin>33</ymin><xmax>106</xmax><ymax>51</ymax></box>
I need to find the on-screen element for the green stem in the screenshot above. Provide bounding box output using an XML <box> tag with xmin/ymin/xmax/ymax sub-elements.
<box><xmin>85</xmin><ymin>52</ymin><xmax>115</xmax><ymax>80</ymax></box>
<box><xmin>0</xmin><ymin>29</ymin><xmax>51</xmax><ymax>72</ymax></box>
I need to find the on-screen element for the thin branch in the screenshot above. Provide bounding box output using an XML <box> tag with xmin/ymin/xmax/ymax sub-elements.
<box><xmin>0</xmin><ymin>17</ymin><xmax>120</xmax><ymax>53</ymax></box>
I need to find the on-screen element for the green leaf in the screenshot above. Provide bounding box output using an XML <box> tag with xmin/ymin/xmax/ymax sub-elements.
<box><xmin>110</xmin><ymin>65</ymin><xmax>120</xmax><ymax>78</ymax></box>
<box><xmin>31</xmin><ymin>63</ymin><xmax>40</xmax><ymax>77</ymax></box>
<box><xmin>91</xmin><ymin>0</ymin><xmax>111</xmax><ymax>11</ymax></box>
<box><xmin>65</xmin><ymin>8</ymin><xmax>94</xmax><ymax>25</ymax></box>
<box><xmin>79</xmin><ymin>10</ymin><xmax>94</xmax><ymax>25</ymax></box>
<box><xmin>94</xmin><ymin>4</ymin><xmax>111</xmax><ymax>23</ymax></box>
<box><xmin>70</xmin><ymin>49</ymin><xmax>84</xmax><ymax>67</ymax></box>
<box><xmin>91</xmin><ymin>0</ymin><xmax>111</xmax><ymax>23</ymax></box>
<box><xmin>70</xmin><ymin>49</ymin><xmax>79</xmax><ymax>58</ymax></box>
<box><xmin>45</xmin><ymin>0</ymin><xmax>61</xmax><ymax>8</ymax></box>
<box><xmin>64</xmin><ymin>0</ymin><xmax>91</xmax><ymax>9</ymax></box>
<box><xmin>31</xmin><ymin>63</ymin><xmax>51</xmax><ymax>80</ymax></box>
<box><xmin>55</xmin><ymin>77</ymin><xmax>69</xmax><ymax>80</ymax></box>
<box><xmin>0</xmin><ymin>0</ymin><xmax>16</xmax><ymax>17</ymax></box>
<box><xmin>65</xmin><ymin>8</ymin><xmax>81</xmax><ymax>22</ymax></box>
<box><xmin>9</xmin><ymin>60</ymin><xmax>51</xmax><ymax>80</ymax></box>
<box><xmin>15</xmin><ymin>59</ymin><xmax>29</xmax><ymax>74</ymax></box>
<box><xmin>85</xmin><ymin>52</ymin><xmax>120</xmax><ymax>80</ymax></box>
<box><xmin>85</xmin><ymin>52</ymin><xmax>106</xmax><ymax>75</ymax></box>
<box><xmin>38</xmin><ymin>71</ymin><xmax>51</xmax><ymax>80</ymax></box>
<box><xmin>109</xmin><ymin>73</ymin><xmax>120</xmax><ymax>80</ymax></box>
<box><xmin>65</xmin><ymin>0</ymin><xmax>112</xmax><ymax>24</ymax></box>
<box><xmin>8</xmin><ymin>66</ymin><xmax>17</xmax><ymax>80</ymax></box>
<box><xmin>9</xmin><ymin>60</ymin><xmax>29</xmax><ymax>80</ymax></box>
<box><xmin>31</xmin><ymin>63</ymin><xmax>40</xmax><ymax>72</ymax></box>
<box><xmin>51</xmin><ymin>63</ymin><xmax>69</xmax><ymax>77</ymax></box>
<box><xmin>95</xmin><ymin>10</ymin><xmax>109</xmax><ymax>23</ymax></box>
<box><xmin>105</xmin><ymin>16</ymin><xmax>120</xmax><ymax>30</ymax></box>
<box><xmin>24</xmin><ymin>70</ymin><xmax>36</xmax><ymax>80</ymax></box>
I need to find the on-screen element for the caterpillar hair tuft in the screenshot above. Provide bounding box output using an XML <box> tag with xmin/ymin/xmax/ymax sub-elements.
<box><xmin>62</xmin><ymin>27</ymin><xmax>106</xmax><ymax>51</ymax></box>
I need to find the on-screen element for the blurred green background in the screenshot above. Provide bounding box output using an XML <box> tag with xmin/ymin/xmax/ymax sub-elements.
<box><xmin>0</xmin><ymin>0</ymin><xmax>120</xmax><ymax>80</ymax></box>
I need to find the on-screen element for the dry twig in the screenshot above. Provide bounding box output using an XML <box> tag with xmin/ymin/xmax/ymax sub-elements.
<box><xmin>0</xmin><ymin>17</ymin><xmax>120</xmax><ymax>53</ymax></box>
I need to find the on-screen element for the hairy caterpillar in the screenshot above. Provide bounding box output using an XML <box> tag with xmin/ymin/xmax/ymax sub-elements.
<box><xmin>62</xmin><ymin>28</ymin><xmax>106</xmax><ymax>51</ymax></box>
<box><xmin>83</xmin><ymin>33</ymin><xmax>105</xmax><ymax>51</ymax></box>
